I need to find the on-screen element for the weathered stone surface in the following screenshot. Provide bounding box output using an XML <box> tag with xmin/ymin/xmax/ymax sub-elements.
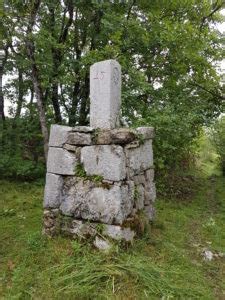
<box><xmin>43</xmin><ymin>209</ymin><xmax>60</xmax><ymax>236</ymax></box>
<box><xmin>125</xmin><ymin>141</ymin><xmax>140</xmax><ymax>149</ymax></box>
<box><xmin>135</xmin><ymin>127</ymin><xmax>154</xmax><ymax>140</ymax></box>
<box><xmin>63</xmin><ymin>144</ymin><xmax>81</xmax><ymax>160</ymax></box>
<box><xmin>145</xmin><ymin>169</ymin><xmax>154</xmax><ymax>183</ymax></box>
<box><xmin>43</xmin><ymin>209</ymin><xmax>60</xmax><ymax>218</ymax></box>
<box><xmin>59</xmin><ymin>219</ymin><xmax>135</xmax><ymax>242</ymax></box>
<box><xmin>134</xmin><ymin>184</ymin><xmax>145</xmax><ymax>210</ymax></box>
<box><xmin>103</xmin><ymin>225</ymin><xmax>135</xmax><ymax>242</ymax></box>
<box><xmin>133</xmin><ymin>174</ymin><xmax>146</xmax><ymax>185</ymax></box>
<box><xmin>72</xmin><ymin>126</ymin><xmax>94</xmax><ymax>133</ymax></box>
<box><xmin>43</xmin><ymin>226</ymin><xmax>59</xmax><ymax>237</ymax></box>
<box><xmin>67</xmin><ymin>132</ymin><xmax>92</xmax><ymax>145</ymax></box>
<box><xmin>125</xmin><ymin>140</ymin><xmax>153</xmax><ymax>176</ymax></box>
<box><xmin>94</xmin><ymin>236</ymin><xmax>112</xmax><ymax>251</ymax></box>
<box><xmin>90</xmin><ymin>59</ymin><xmax>121</xmax><ymax>129</ymax></box>
<box><xmin>95</xmin><ymin>128</ymin><xmax>136</xmax><ymax>145</ymax></box>
<box><xmin>144</xmin><ymin>182</ymin><xmax>156</xmax><ymax>205</ymax></box>
<box><xmin>102</xmin><ymin>179</ymin><xmax>114</xmax><ymax>185</ymax></box>
<box><xmin>47</xmin><ymin>147</ymin><xmax>77</xmax><ymax>175</ymax></box>
<box><xmin>43</xmin><ymin>217</ymin><xmax>55</xmax><ymax>228</ymax></box>
<box><xmin>68</xmin><ymin>220</ymin><xmax>96</xmax><ymax>237</ymax></box>
<box><xmin>151</xmin><ymin>182</ymin><xmax>156</xmax><ymax>201</ymax></box>
<box><xmin>63</xmin><ymin>144</ymin><xmax>77</xmax><ymax>152</ymax></box>
<box><xmin>144</xmin><ymin>205</ymin><xmax>155</xmax><ymax>221</ymax></box>
<box><xmin>81</xmin><ymin>145</ymin><xmax>126</xmax><ymax>181</ymax></box>
<box><xmin>60</xmin><ymin>178</ymin><xmax>134</xmax><ymax>224</ymax></box>
<box><xmin>43</xmin><ymin>173</ymin><xmax>63</xmax><ymax>208</ymax></box>
<box><xmin>49</xmin><ymin>124</ymin><xmax>72</xmax><ymax>147</ymax></box>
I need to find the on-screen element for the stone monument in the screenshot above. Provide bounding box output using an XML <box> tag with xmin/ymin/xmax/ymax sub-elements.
<box><xmin>43</xmin><ymin>59</ymin><xmax>156</xmax><ymax>248</ymax></box>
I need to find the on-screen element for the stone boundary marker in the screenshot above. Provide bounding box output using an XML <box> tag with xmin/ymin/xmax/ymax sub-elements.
<box><xmin>43</xmin><ymin>60</ymin><xmax>156</xmax><ymax>250</ymax></box>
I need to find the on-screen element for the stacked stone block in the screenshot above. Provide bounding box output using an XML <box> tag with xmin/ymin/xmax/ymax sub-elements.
<box><xmin>43</xmin><ymin>125</ymin><xmax>156</xmax><ymax>242</ymax></box>
<box><xmin>43</xmin><ymin>59</ymin><xmax>156</xmax><ymax>246</ymax></box>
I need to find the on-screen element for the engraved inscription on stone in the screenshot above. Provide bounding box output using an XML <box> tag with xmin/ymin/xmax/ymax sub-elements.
<box><xmin>90</xmin><ymin>59</ymin><xmax>121</xmax><ymax>129</ymax></box>
<box><xmin>93</xmin><ymin>71</ymin><xmax>106</xmax><ymax>80</ymax></box>
<box><xmin>113</xmin><ymin>67</ymin><xmax>119</xmax><ymax>85</ymax></box>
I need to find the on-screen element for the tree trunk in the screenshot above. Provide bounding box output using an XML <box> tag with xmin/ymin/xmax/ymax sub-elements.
<box><xmin>25</xmin><ymin>0</ymin><xmax>49</xmax><ymax>162</ymax></box>
<box><xmin>52</xmin><ymin>80</ymin><xmax>62</xmax><ymax>123</ymax></box>
<box><xmin>0</xmin><ymin>65</ymin><xmax>5</xmax><ymax>121</ymax></box>
<box><xmin>27</xmin><ymin>42</ymin><xmax>49</xmax><ymax>161</ymax></box>
<box><xmin>15</xmin><ymin>68</ymin><xmax>24</xmax><ymax>118</ymax></box>
<box><xmin>51</xmin><ymin>49</ymin><xmax>62</xmax><ymax>123</ymax></box>
<box><xmin>79</xmin><ymin>73</ymin><xmax>89</xmax><ymax>125</ymax></box>
<box><xmin>69</xmin><ymin>81</ymin><xmax>80</xmax><ymax>126</ymax></box>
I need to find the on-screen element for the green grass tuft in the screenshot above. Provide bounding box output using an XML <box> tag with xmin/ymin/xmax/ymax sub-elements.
<box><xmin>1</xmin><ymin>177</ymin><xmax>225</xmax><ymax>299</ymax></box>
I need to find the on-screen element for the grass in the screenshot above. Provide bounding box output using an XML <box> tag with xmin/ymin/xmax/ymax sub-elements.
<box><xmin>196</xmin><ymin>133</ymin><xmax>222</xmax><ymax>177</ymax></box>
<box><xmin>1</xmin><ymin>176</ymin><xmax>225</xmax><ymax>299</ymax></box>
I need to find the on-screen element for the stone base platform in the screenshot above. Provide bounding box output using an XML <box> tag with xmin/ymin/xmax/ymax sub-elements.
<box><xmin>43</xmin><ymin>208</ymin><xmax>153</xmax><ymax>249</ymax></box>
<box><xmin>43</xmin><ymin>125</ymin><xmax>156</xmax><ymax>247</ymax></box>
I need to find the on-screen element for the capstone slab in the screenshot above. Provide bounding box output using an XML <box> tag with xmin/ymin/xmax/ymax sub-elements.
<box><xmin>136</xmin><ymin>127</ymin><xmax>154</xmax><ymax>140</ymax></box>
<box><xmin>95</xmin><ymin>128</ymin><xmax>136</xmax><ymax>145</ymax></box>
<box><xmin>66</xmin><ymin>132</ymin><xmax>92</xmax><ymax>145</ymax></box>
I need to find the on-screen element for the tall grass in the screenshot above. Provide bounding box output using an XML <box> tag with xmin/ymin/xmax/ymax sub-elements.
<box><xmin>44</xmin><ymin>240</ymin><xmax>212</xmax><ymax>299</ymax></box>
<box><xmin>1</xmin><ymin>177</ymin><xmax>225</xmax><ymax>299</ymax></box>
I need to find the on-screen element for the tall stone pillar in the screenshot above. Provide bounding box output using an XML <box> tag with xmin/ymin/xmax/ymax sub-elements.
<box><xmin>90</xmin><ymin>59</ymin><xmax>121</xmax><ymax>129</ymax></box>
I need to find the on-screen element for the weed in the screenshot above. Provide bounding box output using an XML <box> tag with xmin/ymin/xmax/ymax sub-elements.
<box><xmin>135</xmin><ymin>133</ymin><xmax>145</xmax><ymax>145</ymax></box>
<box><xmin>95</xmin><ymin>223</ymin><xmax>105</xmax><ymax>234</ymax></box>
<box><xmin>75</xmin><ymin>163</ymin><xmax>103</xmax><ymax>183</ymax></box>
<box><xmin>75</xmin><ymin>163</ymin><xmax>86</xmax><ymax>178</ymax></box>
<box><xmin>91</xmin><ymin>175</ymin><xmax>104</xmax><ymax>183</ymax></box>
<box><xmin>91</xmin><ymin>128</ymin><xmax>101</xmax><ymax>143</ymax></box>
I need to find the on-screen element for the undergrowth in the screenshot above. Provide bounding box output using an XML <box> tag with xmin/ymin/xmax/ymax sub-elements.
<box><xmin>1</xmin><ymin>176</ymin><xmax>225</xmax><ymax>299</ymax></box>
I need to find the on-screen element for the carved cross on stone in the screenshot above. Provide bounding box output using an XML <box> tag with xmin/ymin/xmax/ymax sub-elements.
<box><xmin>90</xmin><ymin>59</ymin><xmax>121</xmax><ymax>129</ymax></box>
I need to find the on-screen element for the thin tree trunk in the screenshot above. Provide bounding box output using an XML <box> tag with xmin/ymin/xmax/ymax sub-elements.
<box><xmin>52</xmin><ymin>80</ymin><xmax>62</xmax><ymax>123</ymax></box>
<box><xmin>51</xmin><ymin>50</ymin><xmax>62</xmax><ymax>123</ymax></box>
<box><xmin>27</xmin><ymin>44</ymin><xmax>49</xmax><ymax>161</ymax></box>
<box><xmin>69</xmin><ymin>81</ymin><xmax>80</xmax><ymax>126</ymax></box>
<box><xmin>15</xmin><ymin>68</ymin><xmax>24</xmax><ymax>118</ymax></box>
<box><xmin>26</xmin><ymin>0</ymin><xmax>49</xmax><ymax>162</ymax></box>
<box><xmin>79</xmin><ymin>73</ymin><xmax>89</xmax><ymax>125</ymax></box>
<box><xmin>0</xmin><ymin>65</ymin><xmax>5</xmax><ymax>121</ymax></box>
<box><xmin>48</xmin><ymin>1</ymin><xmax>73</xmax><ymax>124</ymax></box>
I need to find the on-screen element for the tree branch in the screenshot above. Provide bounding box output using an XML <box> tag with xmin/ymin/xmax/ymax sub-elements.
<box><xmin>200</xmin><ymin>1</ymin><xmax>223</xmax><ymax>30</ymax></box>
<box><xmin>190</xmin><ymin>81</ymin><xmax>225</xmax><ymax>100</ymax></box>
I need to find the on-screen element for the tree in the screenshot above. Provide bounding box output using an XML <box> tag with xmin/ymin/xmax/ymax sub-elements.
<box><xmin>210</xmin><ymin>117</ymin><xmax>225</xmax><ymax>176</ymax></box>
<box><xmin>1</xmin><ymin>0</ymin><xmax>224</xmax><ymax>173</ymax></box>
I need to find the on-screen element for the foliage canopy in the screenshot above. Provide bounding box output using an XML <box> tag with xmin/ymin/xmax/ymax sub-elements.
<box><xmin>0</xmin><ymin>0</ymin><xmax>224</xmax><ymax>177</ymax></box>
